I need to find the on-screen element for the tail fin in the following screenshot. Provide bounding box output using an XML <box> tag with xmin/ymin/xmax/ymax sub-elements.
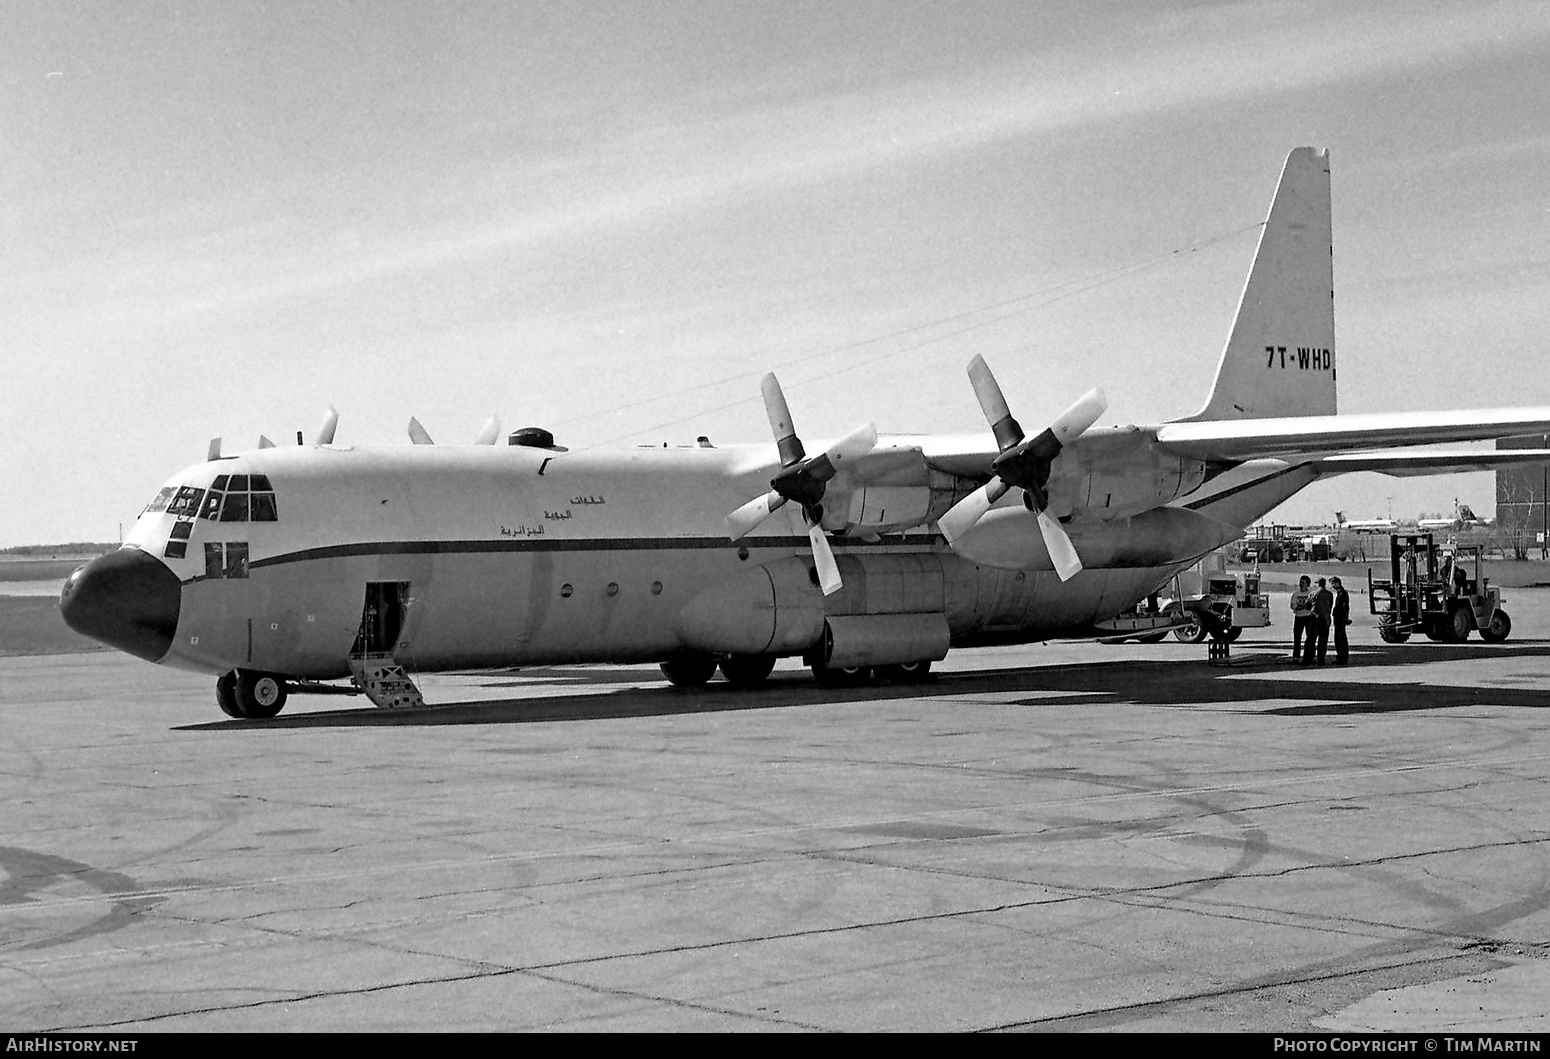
<box><xmin>1181</xmin><ymin>147</ymin><xmax>1335</xmax><ymax>422</ymax></box>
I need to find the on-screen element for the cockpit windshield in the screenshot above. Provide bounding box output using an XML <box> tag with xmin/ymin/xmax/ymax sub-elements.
<box><xmin>144</xmin><ymin>473</ymin><xmax>278</xmax><ymax>522</ymax></box>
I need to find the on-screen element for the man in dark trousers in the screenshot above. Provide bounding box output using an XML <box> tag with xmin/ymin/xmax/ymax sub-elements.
<box><xmin>1330</xmin><ymin>575</ymin><xmax>1351</xmax><ymax>664</ymax></box>
<box><xmin>1309</xmin><ymin>577</ymin><xmax>1334</xmax><ymax>665</ymax></box>
<box><xmin>1290</xmin><ymin>575</ymin><xmax>1314</xmax><ymax>662</ymax></box>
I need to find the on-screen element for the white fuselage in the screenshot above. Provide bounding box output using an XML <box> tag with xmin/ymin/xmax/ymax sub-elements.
<box><xmin>115</xmin><ymin>438</ymin><xmax>1297</xmax><ymax>679</ymax></box>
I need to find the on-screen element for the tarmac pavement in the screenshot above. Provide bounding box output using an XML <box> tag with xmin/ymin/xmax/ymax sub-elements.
<box><xmin>2</xmin><ymin>610</ymin><xmax>1549</xmax><ymax>1032</ymax></box>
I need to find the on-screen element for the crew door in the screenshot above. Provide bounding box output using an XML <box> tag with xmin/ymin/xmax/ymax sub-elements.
<box><xmin>352</xmin><ymin>581</ymin><xmax>411</xmax><ymax>658</ymax></box>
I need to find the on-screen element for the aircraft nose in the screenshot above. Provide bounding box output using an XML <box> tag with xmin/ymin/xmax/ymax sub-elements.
<box><xmin>59</xmin><ymin>549</ymin><xmax>181</xmax><ymax>663</ymax></box>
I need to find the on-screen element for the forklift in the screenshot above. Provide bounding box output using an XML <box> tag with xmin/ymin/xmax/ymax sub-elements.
<box><xmin>1368</xmin><ymin>532</ymin><xmax>1511</xmax><ymax>643</ymax></box>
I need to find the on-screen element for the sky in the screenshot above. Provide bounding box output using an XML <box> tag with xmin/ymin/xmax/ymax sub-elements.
<box><xmin>6</xmin><ymin>0</ymin><xmax>1550</xmax><ymax>546</ymax></box>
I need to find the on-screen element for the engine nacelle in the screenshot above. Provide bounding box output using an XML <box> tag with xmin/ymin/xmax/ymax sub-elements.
<box><xmin>1046</xmin><ymin>429</ymin><xmax>1207</xmax><ymax>521</ymax></box>
<box><xmin>828</xmin><ymin>452</ymin><xmax>974</xmax><ymax>535</ymax></box>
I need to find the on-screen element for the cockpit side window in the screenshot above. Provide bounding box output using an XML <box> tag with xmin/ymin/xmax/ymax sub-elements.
<box><xmin>144</xmin><ymin>486</ymin><xmax>175</xmax><ymax>514</ymax></box>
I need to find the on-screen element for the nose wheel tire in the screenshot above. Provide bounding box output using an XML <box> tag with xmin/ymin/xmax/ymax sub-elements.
<box><xmin>218</xmin><ymin>670</ymin><xmax>289</xmax><ymax>719</ymax></box>
<box><xmin>215</xmin><ymin>671</ymin><xmax>242</xmax><ymax>718</ymax></box>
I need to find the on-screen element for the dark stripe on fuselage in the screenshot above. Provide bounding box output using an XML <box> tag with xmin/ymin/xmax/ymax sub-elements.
<box><xmin>245</xmin><ymin>534</ymin><xmax>946</xmax><ymax>573</ymax></box>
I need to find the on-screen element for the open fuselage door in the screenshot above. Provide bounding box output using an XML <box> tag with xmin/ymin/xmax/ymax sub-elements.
<box><xmin>348</xmin><ymin>581</ymin><xmax>425</xmax><ymax>708</ymax></box>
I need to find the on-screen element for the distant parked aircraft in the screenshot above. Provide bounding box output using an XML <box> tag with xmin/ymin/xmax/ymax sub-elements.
<box><xmin>1334</xmin><ymin>511</ymin><xmax>1398</xmax><ymax>532</ymax></box>
<box><xmin>1419</xmin><ymin>502</ymin><xmax>1492</xmax><ymax>530</ymax></box>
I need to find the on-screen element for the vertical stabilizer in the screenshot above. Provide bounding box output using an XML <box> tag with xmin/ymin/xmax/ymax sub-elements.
<box><xmin>1180</xmin><ymin>147</ymin><xmax>1335</xmax><ymax>421</ymax></box>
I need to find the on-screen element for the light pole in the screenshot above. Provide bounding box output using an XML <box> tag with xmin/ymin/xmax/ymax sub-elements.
<box><xmin>1541</xmin><ymin>434</ymin><xmax>1547</xmax><ymax>560</ymax></box>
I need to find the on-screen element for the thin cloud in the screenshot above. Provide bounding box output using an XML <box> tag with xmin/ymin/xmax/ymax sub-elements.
<box><xmin>24</xmin><ymin>1</ymin><xmax>1550</xmax><ymax>326</ymax></box>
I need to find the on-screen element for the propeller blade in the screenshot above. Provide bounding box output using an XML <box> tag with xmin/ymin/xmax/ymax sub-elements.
<box><xmin>809</xmin><ymin>523</ymin><xmax>843</xmax><ymax>595</ymax></box>
<box><xmin>474</xmin><ymin>415</ymin><xmax>501</xmax><ymax>445</ymax></box>
<box><xmin>1038</xmin><ymin>509</ymin><xmax>1083</xmax><ymax>581</ymax></box>
<box><xmin>937</xmin><ymin>479</ymin><xmax>1011</xmax><ymax>546</ymax></box>
<box><xmin>967</xmin><ymin>355</ymin><xmax>1024</xmax><ymax>451</ymax></box>
<box><xmin>408</xmin><ymin>417</ymin><xmax>434</xmax><ymax>445</ymax></box>
<box><xmin>206</xmin><ymin>438</ymin><xmax>222</xmax><ymax>461</ymax></box>
<box><xmin>726</xmin><ymin>490</ymin><xmax>788</xmax><ymax>541</ymax></box>
<box><xmin>822</xmin><ymin>422</ymin><xmax>878</xmax><ymax>468</ymax></box>
<box><xmin>258</xmin><ymin>435</ymin><xmax>275</xmax><ymax>449</ymax></box>
<box><xmin>1049</xmin><ymin>387</ymin><xmax>1108</xmax><ymax>446</ymax></box>
<box><xmin>314</xmin><ymin>405</ymin><xmax>339</xmax><ymax>446</ymax></box>
<box><xmin>761</xmin><ymin>373</ymin><xmax>805</xmax><ymax>466</ymax></box>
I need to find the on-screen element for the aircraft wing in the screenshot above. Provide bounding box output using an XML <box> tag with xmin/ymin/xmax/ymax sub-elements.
<box><xmin>1152</xmin><ymin>408</ymin><xmax>1550</xmax><ymax>461</ymax></box>
<box><xmin>1311</xmin><ymin>448</ymin><xmax>1550</xmax><ymax>477</ymax></box>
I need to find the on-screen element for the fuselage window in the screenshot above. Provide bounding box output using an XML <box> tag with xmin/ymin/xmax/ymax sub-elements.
<box><xmin>204</xmin><ymin>541</ymin><xmax>250</xmax><ymax>579</ymax></box>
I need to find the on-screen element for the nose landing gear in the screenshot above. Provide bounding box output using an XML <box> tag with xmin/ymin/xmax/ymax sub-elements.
<box><xmin>216</xmin><ymin>670</ymin><xmax>289</xmax><ymax>719</ymax></box>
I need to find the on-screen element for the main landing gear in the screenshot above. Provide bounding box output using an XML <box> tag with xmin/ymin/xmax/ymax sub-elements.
<box><xmin>658</xmin><ymin>653</ymin><xmax>780</xmax><ymax>688</ymax></box>
<box><xmin>657</xmin><ymin>654</ymin><xmax>936</xmax><ymax>688</ymax></box>
<box><xmin>812</xmin><ymin>659</ymin><xmax>934</xmax><ymax>687</ymax></box>
<box><xmin>216</xmin><ymin>669</ymin><xmax>289</xmax><ymax>719</ymax></box>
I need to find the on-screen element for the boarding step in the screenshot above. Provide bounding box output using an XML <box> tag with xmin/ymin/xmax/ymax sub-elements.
<box><xmin>348</xmin><ymin>655</ymin><xmax>426</xmax><ymax>709</ymax></box>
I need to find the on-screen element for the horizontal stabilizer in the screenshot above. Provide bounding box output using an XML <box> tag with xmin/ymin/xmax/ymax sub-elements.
<box><xmin>1313</xmin><ymin>448</ymin><xmax>1550</xmax><ymax>477</ymax></box>
<box><xmin>1154</xmin><ymin>408</ymin><xmax>1550</xmax><ymax>461</ymax></box>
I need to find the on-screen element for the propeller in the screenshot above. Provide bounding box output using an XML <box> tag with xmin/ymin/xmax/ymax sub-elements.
<box><xmin>473</xmin><ymin>414</ymin><xmax>501</xmax><ymax>445</ymax></box>
<box><xmin>725</xmin><ymin>373</ymin><xmax>877</xmax><ymax>595</ymax></box>
<box><xmin>407</xmin><ymin>415</ymin><xmax>500</xmax><ymax>445</ymax></box>
<box><xmin>937</xmin><ymin>355</ymin><xmax>1106</xmax><ymax>581</ymax></box>
<box><xmin>314</xmin><ymin>405</ymin><xmax>339</xmax><ymax>446</ymax></box>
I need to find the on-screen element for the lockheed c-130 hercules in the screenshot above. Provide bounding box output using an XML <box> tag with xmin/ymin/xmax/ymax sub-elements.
<box><xmin>60</xmin><ymin>148</ymin><xmax>1550</xmax><ymax>719</ymax></box>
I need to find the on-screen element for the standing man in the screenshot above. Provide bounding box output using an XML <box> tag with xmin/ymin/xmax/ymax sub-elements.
<box><xmin>1290</xmin><ymin>575</ymin><xmax>1314</xmax><ymax>662</ymax></box>
<box><xmin>1311</xmin><ymin>577</ymin><xmax>1334</xmax><ymax>665</ymax></box>
<box><xmin>1330</xmin><ymin>576</ymin><xmax>1351</xmax><ymax>665</ymax></box>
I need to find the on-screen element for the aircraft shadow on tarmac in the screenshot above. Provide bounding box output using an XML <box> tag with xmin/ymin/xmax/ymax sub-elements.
<box><xmin>177</xmin><ymin>639</ymin><xmax>1550</xmax><ymax>732</ymax></box>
